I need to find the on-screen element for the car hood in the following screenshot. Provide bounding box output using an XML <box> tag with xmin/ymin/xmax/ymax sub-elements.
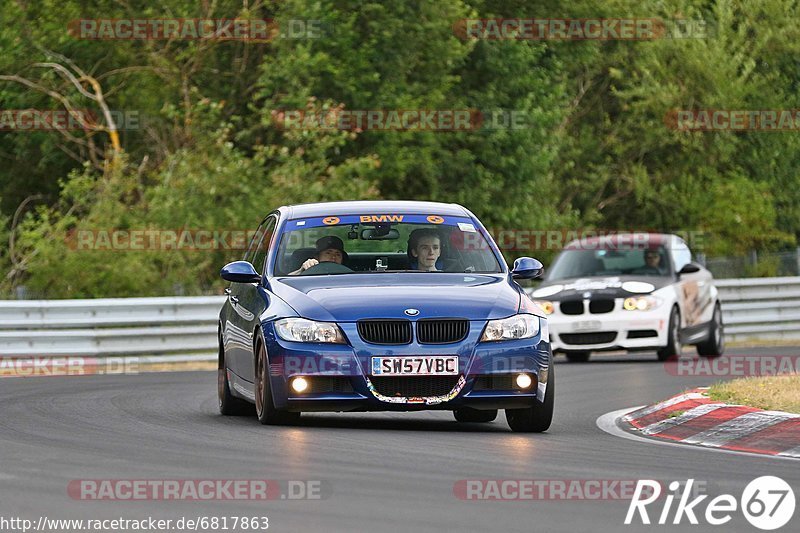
<box><xmin>532</xmin><ymin>275</ymin><xmax>674</xmax><ymax>300</ymax></box>
<box><xmin>269</xmin><ymin>273</ymin><xmax>520</xmax><ymax>322</ymax></box>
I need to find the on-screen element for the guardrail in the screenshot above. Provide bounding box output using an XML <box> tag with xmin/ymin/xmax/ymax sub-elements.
<box><xmin>0</xmin><ymin>296</ymin><xmax>224</xmax><ymax>358</ymax></box>
<box><xmin>0</xmin><ymin>277</ymin><xmax>797</xmax><ymax>358</ymax></box>
<box><xmin>715</xmin><ymin>277</ymin><xmax>800</xmax><ymax>343</ymax></box>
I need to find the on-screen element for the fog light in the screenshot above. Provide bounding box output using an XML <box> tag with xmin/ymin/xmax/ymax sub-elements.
<box><xmin>290</xmin><ymin>377</ymin><xmax>309</xmax><ymax>393</ymax></box>
<box><xmin>515</xmin><ymin>373</ymin><xmax>533</xmax><ymax>389</ymax></box>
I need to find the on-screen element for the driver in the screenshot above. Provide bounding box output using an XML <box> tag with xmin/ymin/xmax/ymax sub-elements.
<box><xmin>638</xmin><ymin>249</ymin><xmax>663</xmax><ymax>275</ymax></box>
<box><xmin>409</xmin><ymin>229</ymin><xmax>442</xmax><ymax>272</ymax></box>
<box><xmin>290</xmin><ymin>235</ymin><xmax>348</xmax><ymax>275</ymax></box>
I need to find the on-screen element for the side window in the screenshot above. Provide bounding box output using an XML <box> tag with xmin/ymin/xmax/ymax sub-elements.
<box><xmin>251</xmin><ymin>215</ymin><xmax>277</xmax><ymax>275</ymax></box>
<box><xmin>671</xmin><ymin>240</ymin><xmax>692</xmax><ymax>273</ymax></box>
<box><xmin>243</xmin><ymin>221</ymin><xmax>266</xmax><ymax>264</ymax></box>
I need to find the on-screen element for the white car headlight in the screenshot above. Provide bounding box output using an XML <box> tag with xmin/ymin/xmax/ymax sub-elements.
<box><xmin>481</xmin><ymin>314</ymin><xmax>541</xmax><ymax>342</ymax></box>
<box><xmin>623</xmin><ymin>296</ymin><xmax>662</xmax><ymax>311</ymax></box>
<box><xmin>275</xmin><ymin>318</ymin><xmax>345</xmax><ymax>343</ymax></box>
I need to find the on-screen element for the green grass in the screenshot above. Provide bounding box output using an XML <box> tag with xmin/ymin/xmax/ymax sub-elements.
<box><xmin>707</xmin><ymin>375</ymin><xmax>800</xmax><ymax>414</ymax></box>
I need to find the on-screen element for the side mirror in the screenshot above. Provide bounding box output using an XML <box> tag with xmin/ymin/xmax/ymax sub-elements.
<box><xmin>678</xmin><ymin>262</ymin><xmax>702</xmax><ymax>275</ymax></box>
<box><xmin>220</xmin><ymin>261</ymin><xmax>261</xmax><ymax>283</ymax></box>
<box><xmin>511</xmin><ymin>257</ymin><xmax>544</xmax><ymax>279</ymax></box>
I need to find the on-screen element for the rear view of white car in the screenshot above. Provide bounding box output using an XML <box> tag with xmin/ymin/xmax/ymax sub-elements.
<box><xmin>532</xmin><ymin>233</ymin><xmax>723</xmax><ymax>362</ymax></box>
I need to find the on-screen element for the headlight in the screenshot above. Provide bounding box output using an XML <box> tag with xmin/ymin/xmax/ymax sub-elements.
<box><xmin>274</xmin><ymin>318</ymin><xmax>345</xmax><ymax>343</ymax></box>
<box><xmin>623</xmin><ymin>296</ymin><xmax>662</xmax><ymax>311</ymax></box>
<box><xmin>533</xmin><ymin>300</ymin><xmax>554</xmax><ymax>315</ymax></box>
<box><xmin>481</xmin><ymin>314</ymin><xmax>541</xmax><ymax>342</ymax></box>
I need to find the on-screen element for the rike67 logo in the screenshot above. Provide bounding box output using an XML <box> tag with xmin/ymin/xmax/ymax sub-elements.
<box><xmin>625</xmin><ymin>477</ymin><xmax>795</xmax><ymax>530</ymax></box>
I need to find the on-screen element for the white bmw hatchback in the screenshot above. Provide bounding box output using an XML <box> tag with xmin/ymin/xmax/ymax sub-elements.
<box><xmin>531</xmin><ymin>233</ymin><xmax>723</xmax><ymax>362</ymax></box>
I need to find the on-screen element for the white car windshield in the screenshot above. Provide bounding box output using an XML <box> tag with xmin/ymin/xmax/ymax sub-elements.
<box><xmin>547</xmin><ymin>247</ymin><xmax>669</xmax><ymax>279</ymax></box>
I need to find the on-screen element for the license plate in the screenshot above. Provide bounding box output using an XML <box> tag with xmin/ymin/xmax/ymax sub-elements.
<box><xmin>572</xmin><ymin>320</ymin><xmax>602</xmax><ymax>332</ymax></box>
<box><xmin>371</xmin><ymin>356</ymin><xmax>458</xmax><ymax>376</ymax></box>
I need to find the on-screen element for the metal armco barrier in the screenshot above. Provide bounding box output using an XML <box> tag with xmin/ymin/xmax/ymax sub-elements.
<box><xmin>714</xmin><ymin>277</ymin><xmax>800</xmax><ymax>343</ymax></box>
<box><xmin>0</xmin><ymin>277</ymin><xmax>798</xmax><ymax>358</ymax></box>
<box><xmin>0</xmin><ymin>296</ymin><xmax>224</xmax><ymax>357</ymax></box>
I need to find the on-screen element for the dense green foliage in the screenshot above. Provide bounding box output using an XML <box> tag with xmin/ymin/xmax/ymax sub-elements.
<box><xmin>0</xmin><ymin>0</ymin><xmax>797</xmax><ymax>297</ymax></box>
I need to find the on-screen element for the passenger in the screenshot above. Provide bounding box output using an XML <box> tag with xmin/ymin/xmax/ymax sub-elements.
<box><xmin>290</xmin><ymin>236</ymin><xmax>347</xmax><ymax>275</ymax></box>
<box><xmin>408</xmin><ymin>229</ymin><xmax>442</xmax><ymax>272</ymax></box>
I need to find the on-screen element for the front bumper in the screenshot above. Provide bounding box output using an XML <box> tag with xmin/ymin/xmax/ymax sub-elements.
<box><xmin>259</xmin><ymin>320</ymin><xmax>551</xmax><ymax>412</ymax></box>
<box><xmin>547</xmin><ymin>304</ymin><xmax>670</xmax><ymax>352</ymax></box>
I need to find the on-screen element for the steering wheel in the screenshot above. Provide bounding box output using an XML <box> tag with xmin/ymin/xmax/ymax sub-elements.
<box><xmin>300</xmin><ymin>261</ymin><xmax>353</xmax><ymax>275</ymax></box>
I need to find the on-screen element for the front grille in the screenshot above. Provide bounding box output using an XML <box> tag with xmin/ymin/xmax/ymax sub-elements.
<box><xmin>472</xmin><ymin>374</ymin><xmax>515</xmax><ymax>391</ymax></box>
<box><xmin>306</xmin><ymin>377</ymin><xmax>354</xmax><ymax>394</ymax></box>
<box><xmin>357</xmin><ymin>320</ymin><xmax>412</xmax><ymax>345</ymax></box>
<box><xmin>560</xmin><ymin>300</ymin><xmax>584</xmax><ymax>315</ymax></box>
<box><xmin>370</xmin><ymin>376</ymin><xmax>460</xmax><ymax>397</ymax></box>
<box><xmin>627</xmin><ymin>329</ymin><xmax>658</xmax><ymax>339</ymax></box>
<box><xmin>589</xmin><ymin>299</ymin><xmax>615</xmax><ymax>314</ymax></box>
<box><xmin>559</xmin><ymin>332</ymin><xmax>617</xmax><ymax>345</ymax></box>
<box><xmin>417</xmin><ymin>319</ymin><xmax>469</xmax><ymax>344</ymax></box>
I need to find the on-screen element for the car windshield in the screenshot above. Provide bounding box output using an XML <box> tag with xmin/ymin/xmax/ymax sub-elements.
<box><xmin>547</xmin><ymin>247</ymin><xmax>670</xmax><ymax>279</ymax></box>
<box><xmin>273</xmin><ymin>214</ymin><xmax>503</xmax><ymax>275</ymax></box>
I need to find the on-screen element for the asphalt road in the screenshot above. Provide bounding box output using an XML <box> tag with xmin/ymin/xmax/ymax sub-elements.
<box><xmin>1</xmin><ymin>347</ymin><xmax>799</xmax><ymax>533</ymax></box>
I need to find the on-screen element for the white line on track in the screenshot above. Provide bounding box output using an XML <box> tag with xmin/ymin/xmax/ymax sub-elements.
<box><xmin>596</xmin><ymin>407</ymin><xmax>800</xmax><ymax>462</ymax></box>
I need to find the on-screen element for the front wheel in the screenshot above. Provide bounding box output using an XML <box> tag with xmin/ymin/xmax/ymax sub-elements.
<box><xmin>657</xmin><ymin>307</ymin><xmax>682</xmax><ymax>361</ymax></box>
<box><xmin>505</xmin><ymin>362</ymin><xmax>554</xmax><ymax>433</ymax></box>
<box><xmin>454</xmin><ymin>407</ymin><xmax>498</xmax><ymax>423</ymax></box>
<box><xmin>696</xmin><ymin>304</ymin><xmax>724</xmax><ymax>357</ymax></box>
<box><xmin>254</xmin><ymin>337</ymin><xmax>300</xmax><ymax>425</ymax></box>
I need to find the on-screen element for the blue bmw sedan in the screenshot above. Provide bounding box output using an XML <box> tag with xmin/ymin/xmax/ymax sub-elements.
<box><xmin>218</xmin><ymin>201</ymin><xmax>553</xmax><ymax>432</ymax></box>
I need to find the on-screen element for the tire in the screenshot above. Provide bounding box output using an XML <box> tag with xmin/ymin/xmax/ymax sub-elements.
<box><xmin>254</xmin><ymin>335</ymin><xmax>300</xmax><ymax>425</ymax></box>
<box><xmin>218</xmin><ymin>332</ymin><xmax>254</xmax><ymax>416</ymax></box>
<box><xmin>454</xmin><ymin>407</ymin><xmax>498</xmax><ymax>423</ymax></box>
<box><xmin>505</xmin><ymin>362</ymin><xmax>554</xmax><ymax>433</ymax></box>
<box><xmin>565</xmin><ymin>351</ymin><xmax>590</xmax><ymax>362</ymax></box>
<box><xmin>696</xmin><ymin>303</ymin><xmax>724</xmax><ymax>357</ymax></box>
<box><xmin>657</xmin><ymin>307</ymin><xmax>682</xmax><ymax>361</ymax></box>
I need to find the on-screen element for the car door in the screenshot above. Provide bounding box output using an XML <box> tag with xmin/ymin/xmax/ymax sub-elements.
<box><xmin>222</xmin><ymin>216</ymin><xmax>271</xmax><ymax>380</ymax></box>
<box><xmin>671</xmin><ymin>238</ymin><xmax>713</xmax><ymax>329</ymax></box>
<box><xmin>228</xmin><ymin>214</ymin><xmax>278</xmax><ymax>382</ymax></box>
